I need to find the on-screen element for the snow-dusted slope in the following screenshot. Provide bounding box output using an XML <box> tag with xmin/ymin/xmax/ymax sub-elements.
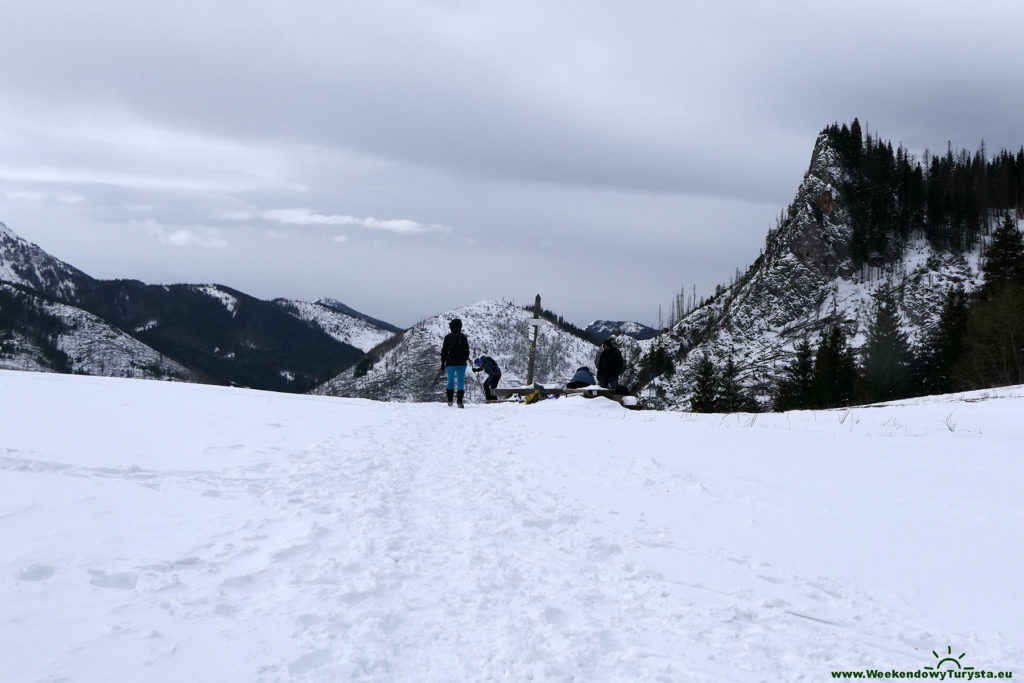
<box><xmin>634</xmin><ymin>133</ymin><xmax>986</xmax><ymax>406</ymax></box>
<box><xmin>0</xmin><ymin>283</ymin><xmax>192</xmax><ymax>380</ymax></box>
<box><xmin>1</xmin><ymin>370</ymin><xmax>1021</xmax><ymax>681</ymax></box>
<box><xmin>273</xmin><ymin>298</ymin><xmax>399</xmax><ymax>352</ymax></box>
<box><xmin>194</xmin><ymin>284</ymin><xmax>239</xmax><ymax>316</ymax></box>
<box><xmin>0</xmin><ymin>221</ymin><xmax>91</xmax><ymax>301</ymax></box>
<box><xmin>49</xmin><ymin>300</ymin><xmax>193</xmax><ymax>380</ymax></box>
<box><xmin>316</xmin><ymin>299</ymin><xmax>602</xmax><ymax>402</ymax></box>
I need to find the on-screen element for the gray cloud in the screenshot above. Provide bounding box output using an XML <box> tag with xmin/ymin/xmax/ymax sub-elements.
<box><xmin>1</xmin><ymin>0</ymin><xmax>1023</xmax><ymax>326</ymax></box>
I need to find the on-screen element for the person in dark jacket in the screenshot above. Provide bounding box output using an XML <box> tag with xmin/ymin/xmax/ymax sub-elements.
<box><xmin>472</xmin><ymin>355</ymin><xmax>502</xmax><ymax>402</ymax></box>
<box><xmin>440</xmin><ymin>318</ymin><xmax>471</xmax><ymax>407</ymax></box>
<box><xmin>566</xmin><ymin>366</ymin><xmax>597</xmax><ymax>389</ymax></box>
<box><xmin>596</xmin><ymin>340</ymin><xmax>624</xmax><ymax>391</ymax></box>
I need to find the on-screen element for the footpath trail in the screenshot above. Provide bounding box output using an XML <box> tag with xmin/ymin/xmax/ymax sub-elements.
<box><xmin>1</xmin><ymin>372</ymin><xmax>1022</xmax><ymax>681</ymax></box>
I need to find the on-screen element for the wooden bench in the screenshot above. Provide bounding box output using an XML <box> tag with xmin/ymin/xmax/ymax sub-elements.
<box><xmin>493</xmin><ymin>386</ymin><xmax>639</xmax><ymax>408</ymax></box>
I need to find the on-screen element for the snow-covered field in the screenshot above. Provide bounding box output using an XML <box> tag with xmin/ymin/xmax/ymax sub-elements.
<box><xmin>1</xmin><ymin>369</ymin><xmax>1021</xmax><ymax>681</ymax></box>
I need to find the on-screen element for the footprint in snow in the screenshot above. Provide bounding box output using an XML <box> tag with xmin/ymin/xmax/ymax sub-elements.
<box><xmin>16</xmin><ymin>564</ymin><xmax>56</xmax><ymax>581</ymax></box>
<box><xmin>88</xmin><ymin>570</ymin><xmax>139</xmax><ymax>590</ymax></box>
<box><xmin>288</xmin><ymin>648</ymin><xmax>333</xmax><ymax>675</ymax></box>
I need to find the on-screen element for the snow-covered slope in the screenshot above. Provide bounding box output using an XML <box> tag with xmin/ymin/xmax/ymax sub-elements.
<box><xmin>1</xmin><ymin>369</ymin><xmax>1021</xmax><ymax>681</ymax></box>
<box><xmin>633</xmin><ymin>133</ymin><xmax>986</xmax><ymax>406</ymax></box>
<box><xmin>49</xmin><ymin>299</ymin><xmax>193</xmax><ymax>380</ymax></box>
<box><xmin>273</xmin><ymin>298</ymin><xmax>400</xmax><ymax>352</ymax></box>
<box><xmin>0</xmin><ymin>283</ymin><xmax>193</xmax><ymax>380</ymax></box>
<box><xmin>315</xmin><ymin>299</ymin><xmax>603</xmax><ymax>402</ymax></box>
<box><xmin>0</xmin><ymin>220</ymin><xmax>91</xmax><ymax>301</ymax></box>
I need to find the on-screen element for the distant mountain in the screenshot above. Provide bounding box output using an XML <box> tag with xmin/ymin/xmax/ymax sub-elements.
<box><xmin>1</xmin><ymin>223</ymin><xmax>190</xmax><ymax>379</ymax></box>
<box><xmin>315</xmin><ymin>298</ymin><xmax>402</xmax><ymax>334</ymax></box>
<box><xmin>0</xmin><ymin>221</ymin><xmax>366</xmax><ymax>391</ymax></box>
<box><xmin>72</xmin><ymin>280</ymin><xmax>364</xmax><ymax>392</ymax></box>
<box><xmin>1</xmin><ymin>282</ymin><xmax>192</xmax><ymax>380</ymax></box>
<box><xmin>314</xmin><ymin>299</ymin><xmax>610</xmax><ymax>403</ymax></box>
<box><xmin>587</xmin><ymin>320</ymin><xmax>661</xmax><ymax>341</ymax></box>
<box><xmin>272</xmin><ymin>297</ymin><xmax>401</xmax><ymax>353</ymax></box>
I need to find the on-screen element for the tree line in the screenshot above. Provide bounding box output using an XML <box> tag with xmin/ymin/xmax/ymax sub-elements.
<box><xmin>825</xmin><ymin>119</ymin><xmax>1024</xmax><ymax>262</ymax></box>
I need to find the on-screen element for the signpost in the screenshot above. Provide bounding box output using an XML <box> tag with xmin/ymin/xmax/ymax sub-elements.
<box><xmin>525</xmin><ymin>294</ymin><xmax>541</xmax><ymax>386</ymax></box>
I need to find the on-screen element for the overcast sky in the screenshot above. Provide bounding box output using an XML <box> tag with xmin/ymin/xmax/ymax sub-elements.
<box><xmin>2</xmin><ymin>0</ymin><xmax>1023</xmax><ymax>328</ymax></box>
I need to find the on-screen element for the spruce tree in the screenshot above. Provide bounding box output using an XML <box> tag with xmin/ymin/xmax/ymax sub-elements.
<box><xmin>774</xmin><ymin>338</ymin><xmax>815</xmax><ymax>411</ymax></box>
<box><xmin>689</xmin><ymin>354</ymin><xmax>719</xmax><ymax>413</ymax></box>
<box><xmin>859</xmin><ymin>285</ymin><xmax>915</xmax><ymax>402</ymax></box>
<box><xmin>957</xmin><ymin>283</ymin><xmax>1024</xmax><ymax>389</ymax></box>
<box><xmin>922</xmin><ymin>286</ymin><xmax>968</xmax><ymax>393</ymax></box>
<box><xmin>716</xmin><ymin>357</ymin><xmax>758</xmax><ymax>412</ymax></box>
<box><xmin>811</xmin><ymin>325</ymin><xmax>856</xmax><ymax>408</ymax></box>
<box><xmin>981</xmin><ymin>214</ymin><xmax>1024</xmax><ymax>294</ymax></box>
<box><xmin>954</xmin><ymin>215</ymin><xmax>1024</xmax><ymax>389</ymax></box>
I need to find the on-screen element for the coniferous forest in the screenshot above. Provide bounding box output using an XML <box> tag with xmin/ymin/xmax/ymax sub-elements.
<box><xmin>825</xmin><ymin>119</ymin><xmax>1024</xmax><ymax>261</ymax></box>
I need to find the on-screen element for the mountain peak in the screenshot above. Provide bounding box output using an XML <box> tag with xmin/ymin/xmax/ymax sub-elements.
<box><xmin>628</xmin><ymin>122</ymin><xmax>988</xmax><ymax>408</ymax></box>
<box><xmin>313</xmin><ymin>297</ymin><xmax>402</xmax><ymax>332</ymax></box>
<box><xmin>0</xmin><ymin>221</ymin><xmax>92</xmax><ymax>300</ymax></box>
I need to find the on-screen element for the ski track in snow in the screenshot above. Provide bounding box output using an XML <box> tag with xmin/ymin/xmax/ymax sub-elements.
<box><xmin>1</xmin><ymin>371</ymin><xmax>1022</xmax><ymax>681</ymax></box>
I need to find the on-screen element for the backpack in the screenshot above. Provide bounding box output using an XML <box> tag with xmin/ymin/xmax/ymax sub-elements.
<box><xmin>523</xmin><ymin>383</ymin><xmax>553</xmax><ymax>405</ymax></box>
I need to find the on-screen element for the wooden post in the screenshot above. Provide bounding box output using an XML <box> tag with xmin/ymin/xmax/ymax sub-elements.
<box><xmin>526</xmin><ymin>293</ymin><xmax>541</xmax><ymax>385</ymax></box>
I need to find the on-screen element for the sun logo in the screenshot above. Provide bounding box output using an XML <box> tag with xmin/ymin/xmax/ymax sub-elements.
<box><xmin>924</xmin><ymin>645</ymin><xmax>975</xmax><ymax>671</ymax></box>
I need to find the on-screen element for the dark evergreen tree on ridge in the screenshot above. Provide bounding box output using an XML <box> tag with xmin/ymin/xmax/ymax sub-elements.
<box><xmin>811</xmin><ymin>324</ymin><xmax>856</xmax><ymax>409</ymax></box>
<box><xmin>716</xmin><ymin>357</ymin><xmax>760</xmax><ymax>412</ymax></box>
<box><xmin>980</xmin><ymin>214</ymin><xmax>1024</xmax><ymax>295</ymax></box>
<box><xmin>822</xmin><ymin>121</ymin><xmax>1024</xmax><ymax>263</ymax></box>
<box><xmin>689</xmin><ymin>354</ymin><xmax>718</xmax><ymax>413</ymax></box>
<box><xmin>773</xmin><ymin>338</ymin><xmax>815</xmax><ymax>411</ymax></box>
<box><xmin>954</xmin><ymin>215</ymin><xmax>1024</xmax><ymax>388</ymax></box>
<box><xmin>957</xmin><ymin>282</ymin><xmax>1024</xmax><ymax>389</ymax></box>
<box><xmin>859</xmin><ymin>284</ymin><xmax>915</xmax><ymax>403</ymax></box>
<box><xmin>921</xmin><ymin>286</ymin><xmax>968</xmax><ymax>395</ymax></box>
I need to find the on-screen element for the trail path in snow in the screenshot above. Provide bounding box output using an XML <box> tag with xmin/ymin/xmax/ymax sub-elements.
<box><xmin>1</xmin><ymin>371</ymin><xmax>1022</xmax><ymax>681</ymax></box>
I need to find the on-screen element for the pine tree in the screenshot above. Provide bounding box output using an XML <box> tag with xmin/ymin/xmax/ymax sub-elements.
<box><xmin>922</xmin><ymin>287</ymin><xmax>968</xmax><ymax>393</ymax></box>
<box><xmin>859</xmin><ymin>285</ymin><xmax>915</xmax><ymax>402</ymax></box>
<box><xmin>716</xmin><ymin>357</ymin><xmax>759</xmax><ymax>412</ymax></box>
<box><xmin>689</xmin><ymin>354</ymin><xmax>719</xmax><ymax>413</ymax></box>
<box><xmin>774</xmin><ymin>338</ymin><xmax>815</xmax><ymax>411</ymax></box>
<box><xmin>811</xmin><ymin>325</ymin><xmax>856</xmax><ymax>408</ymax></box>
<box><xmin>982</xmin><ymin>214</ymin><xmax>1024</xmax><ymax>294</ymax></box>
<box><xmin>957</xmin><ymin>283</ymin><xmax>1024</xmax><ymax>389</ymax></box>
